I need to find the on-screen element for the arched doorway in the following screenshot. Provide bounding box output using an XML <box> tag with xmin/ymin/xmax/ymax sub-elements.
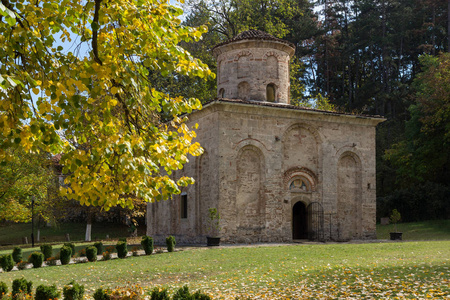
<box><xmin>292</xmin><ymin>201</ymin><xmax>308</xmax><ymax>239</ymax></box>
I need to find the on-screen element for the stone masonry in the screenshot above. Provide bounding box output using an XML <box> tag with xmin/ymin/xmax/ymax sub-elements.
<box><xmin>147</xmin><ymin>30</ymin><xmax>385</xmax><ymax>244</ymax></box>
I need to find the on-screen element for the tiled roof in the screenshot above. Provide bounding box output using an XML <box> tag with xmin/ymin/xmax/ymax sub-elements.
<box><xmin>212</xmin><ymin>30</ymin><xmax>295</xmax><ymax>50</ymax></box>
<box><xmin>204</xmin><ymin>98</ymin><xmax>385</xmax><ymax>120</ymax></box>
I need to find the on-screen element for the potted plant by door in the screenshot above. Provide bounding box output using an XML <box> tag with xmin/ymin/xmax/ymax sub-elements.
<box><xmin>206</xmin><ymin>208</ymin><xmax>221</xmax><ymax>246</ymax></box>
<box><xmin>389</xmin><ymin>209</ymin><xmax>403</xmax><ymax>240</ymax></box>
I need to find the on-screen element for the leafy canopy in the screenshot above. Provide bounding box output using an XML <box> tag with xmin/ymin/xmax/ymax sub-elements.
<box><xmin>0</xmin><ymin>0</ymin><xmax>213</xmax><ymax>210</ymax></box>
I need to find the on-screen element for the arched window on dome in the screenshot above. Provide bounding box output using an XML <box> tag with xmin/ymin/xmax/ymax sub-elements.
<box><xmin>266</xmin><ymin>83</ymin><xmax>276</xmax><ymax>102</ymax></box>
<box><xmin>238</xmin><ymin>81</ymin><xmax>250</xmax><ymax>100</ymax></box>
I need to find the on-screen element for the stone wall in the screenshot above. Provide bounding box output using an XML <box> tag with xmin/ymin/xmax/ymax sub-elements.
<box><xmin>147</xmin><ymin>100</ymin><xmax>383</xmax><ymax>244</ymax></box>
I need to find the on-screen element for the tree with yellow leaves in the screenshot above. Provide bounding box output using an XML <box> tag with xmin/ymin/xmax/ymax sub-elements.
<box><xmin>0</xmin><ymin>0</ymin><xmax>213</xmax><ymax>210</ymax></box>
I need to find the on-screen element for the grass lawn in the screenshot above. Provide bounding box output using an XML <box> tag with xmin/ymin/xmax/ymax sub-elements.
<box><xmin>376</xmin><ymin>219</ymin><xmax>450</xmax><ymax>240</ymax></box>
<box><xmin>0</xmin><ymin>222</ymin><xmax>146</xmax><ymax>246</ymax></box>
<box><xmin>0</xmin><ymin>241</ymin><xmax>449</xmax><ymax>299</ymax></box>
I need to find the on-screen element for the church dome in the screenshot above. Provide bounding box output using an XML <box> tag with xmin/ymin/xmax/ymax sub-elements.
<box><xmin>212</xmin><ymin>30</ymin><xmax>295</xmax><ymax>104</ymax></box>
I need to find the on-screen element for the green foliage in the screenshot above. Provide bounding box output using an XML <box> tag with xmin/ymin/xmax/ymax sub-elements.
<box><xmin>141</xmin><ymin>236</ymin><xmax>154</xmax><ymax>255</ymax></box>
<box><xmin>172</xmin><ymin>286</ymin><xmax>191</xmax><ymax>300</ymax></box>
<box><xmin>35</xmin><ymin>284</ymin><xmax>60</xmax><ymax>300</ymax></box>
<box><xmin>207</xmin><ymin>208</ymin><xmax>221</xmax><ymax>237</ymax></box>
<box><xmin>93</xmin><ymin>242</ymin><xmax>103</xmax><ymax>255</ymax></box>
<box><xmin>377</xmin><ymin>182</ymin><xmax>450</xmax><ymax>223</ymax></box>
<box><xmin>12</xmin><ymin>278</ymin><xmax>32</xmax><ymax>299</ymax></box>
<box><xmin>63</xmin><ymin>243</ymin><xmax>76</xmax><ymax>256</ymax></box>
<box><xmin>12</xmin><ymin>246</ymin><xmax>22</xmax><ymax>264</ymax></box>
<box><xmin>29</xmin><ymin>251</ymin><xmax>44</xmax><ymax>268</ymax></box>
<box><xmin>86</xmin><ymin>246</ymin><xmax>98</xmax><ymax>262</ymax></box>
<box><xmin>0</xmin><ymin>254</ymin><xmax>14</xmax><ymax>272</ymax></box>
<box><xmin>0</xmin><ymin>148</ymin><xmax>63</xmax><ymax>223</ymax></box>
<box><xmin>40</xmin><ymin>244</ymin><xmax>53</xmax><ymax>260</ymax></box>
<box><xmin>93</xmin><ymin>288</ymin><xmax>111</xmax><ymax>300</ymax></box>
<box><xmin>166</xmin><ymin>236</ymin><xmax>176</xmax><ymax>253</ymax></box>
<box><xmin>116</xmin><ymin>241</ymin><xmax>128</xmax><ymax>259</ymax></box>
<box><xmin>0</xmin><ymin>282</ymin><xmax>7</xmax><ymax>300</ymax></box>
<box><xmin>63</xmin><ymin>281</ymin><xmax>85</xmax><ymax>300</ymax></box>
<box><xmin>172</xmin><ymin>286</ymin><xmax>211</xmax><ymax>300</ymax></box>
<box><xmin>59</xmin><ymin>246</ymin><xmax>72</xmax><ymax>265</ymax></box>
<box><xmin>149</xmin><ymin>287</ymin><xmax>169</xmax><ymax>300</ymax></box>
<box><xmin>386</xmin><ymin>54</ymin><xmax>450</xmax><ymax>188</ymax></box>
<box><xmin>191</xmin><ymin>290</ymin><xmax>211</xmax><ymax>300</ymax></box>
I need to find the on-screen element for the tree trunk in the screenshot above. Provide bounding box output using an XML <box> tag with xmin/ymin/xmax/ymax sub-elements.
<box><xmin>85</xmin><ymin>210</ymin><xmax>93</xmax><ymax>242</ymax></box>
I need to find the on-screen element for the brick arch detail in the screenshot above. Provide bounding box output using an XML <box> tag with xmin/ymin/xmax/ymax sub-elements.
<box><xmin>283</xmin><ymin>167</ymin><xmax>318</xmax><ymax>192</ymax></box>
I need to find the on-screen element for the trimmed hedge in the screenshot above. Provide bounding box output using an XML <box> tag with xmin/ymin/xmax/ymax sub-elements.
<box><xmin>141</xmin><ymin>236</ymin><xmax>154</xmax><ymax>255</ymax></box>
<box><xmin>0</xmin><ymin>254</ymin><xmax>14</xmax><ymax>272</ymax></box>
<box><xmin>63</xmin><ymin>281</ymin><xmax>85</xmax><ymax>300</ymax></box>
<box><xmin>0</xmin><ymin>281</ymin><xmax>8</xmax><ymax>300</ymax></box>
<box><xmin>35</xmin><ymin>284</ymin><xmax>60</xmax><ymax>300</ymax></box>
<box><xmin>40</xmin><ymin>244</ymin><xmax>53</xmax><ymax>260</ymax></box>
<box><xmin>29</xmin><ymin>251</ymin><xmax>44</xmax><ymax>268</ymax></box>
<box><xmin>166</xmin><ymin>236</ymin><xmax>176</xmax><ymax>253</ymax></box>
<box><xmin>93</xmin><ymin>242</ymin><xmax>103</xmax><ymax>255</ymax></box>
<box><xmin>86</xmin><ymin>246</ymin><xmax>98</xmax><ymax>262</ymax></box>
<box><xmin>60</xmin><ymin>246</ymin><xmax>72</xmax><ymax>265</ymax></box>
<box><xmin>116</xmin><ymin>241</ymin><xmax>128</xmax><ymax>259</ymax></box>
<box><xmin>12</xmin><ymin>247</ymin><xmax>22</xmax><ymax>264</ymax></box>
<box><xmin>12</xmin><ymin>278</ymin><xmax>32</xmax><ymax>299</ymax></box>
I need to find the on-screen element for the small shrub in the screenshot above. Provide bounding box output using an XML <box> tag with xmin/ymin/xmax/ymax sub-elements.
<box><xmin>141</xmin><ymin>236</ymin><xmax>154</xmax><ymax>255</ymax></box>
<box><xmin>166</xmin><ymin>236</ymin><xmax>176</xmax><ymax>253</ymax></box>
<box><xmin>35</xmin><ymin>284</ymin><xmax>60</xmax><ymax>300</ymax></box>
<box><xmin>60</xmin><ymin>246</ymin><xmax>72</xmax><ymax>265</ymax></box>
<box><xmin>0</xmin><ymin>254</ymin><xmax>14</xmax><ymax>272</ymax></box>
<box><xmin>93</xmin><ymin>242</ymin><xmax>103</xmax><ymax>254</ymax></box>
<box><xmin>40</xmin><ymin>244</ymin><xmax>53</xmax><ymax>260</ymax></box>
<box><xmin>46</xmin><ymin>257</ymin><xmax>58</xmax><ymax>266</ymax></box>
<box><xmin>102</xmin><ymin>251</ymin><xmax>111</xmax><ymax>261</ymax></box>
<box><xmin>63</xmin><ymin>243</ymin><xmax>76</xmax><ymax>256</ymax></box>
<box><xmin>29</xmin><ymin>252</ymin><xmax>44</xmax><ymax>268</ymax></box>
<box><xmin>17</xmin><ymin>260</ymin><xmax>28</xmax><ymax>270</ymax></box>
<box><xmin>116</xmin><ymin>241</ymin><xmax>128</xmax><ymax>259</ymax></box>
<box><xmin>172</xmin><ymin>286</ymin><xmax>191</xmax><ymax>300</ymax></box>
<box><xmin>149</xmin><ymin>288</ymin><xmax>169</xmax><ymax>300</ymax></box>
<box><xmin>192</xmin><ymin>291</ymin><xmax>211</xmax><ymax>300</ymax></box>
<box><xmin>63</xmin><ymin>281</ymin><xmax>85</xmax><ymax>300</ymax></box>
<box><xmin>12</xmin><ymin>247</ymin><xmax>22</xmax><ymax>264</ymax></box>
<box><xmin>12</xmin><ymin>278</ymin><xmax>32</xmax><ymax>299</ymax></box>
<box><xmin>93</xmin><ymin>288</ymin><xmax>111</xmax><ymax>300</ymax></box>
<box><xmin>0</xmin><ymin>281</ymin><xmax>8</xmax><ymax>300</ymax></box>
<box><xmin>86</xmin><ymin>246</ymin><xmax>97</xmax><ymax>262</ymax></box>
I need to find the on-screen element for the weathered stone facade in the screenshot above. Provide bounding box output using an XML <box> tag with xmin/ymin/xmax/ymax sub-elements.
<box><xmin>147</xmin><ymin>30</ymin><xmax>384</xmax><ymax>244</ymax></box>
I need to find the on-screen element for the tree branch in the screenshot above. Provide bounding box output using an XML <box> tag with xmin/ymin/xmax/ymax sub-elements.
<box><xmin>92</xmin><ymin>0</ymin><xmax>103</xmax><ymax>65</ymax></box>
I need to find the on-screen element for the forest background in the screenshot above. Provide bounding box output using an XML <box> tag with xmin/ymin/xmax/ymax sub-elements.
<box><xmin>1</xmin><ymin>0</ymin><xmax>449</xmax><ymax>227</ymax></box>
<box><xmin>174</xmin><ymin>0</ymin><xmax>450</xmax><ymax>222</ymax></box>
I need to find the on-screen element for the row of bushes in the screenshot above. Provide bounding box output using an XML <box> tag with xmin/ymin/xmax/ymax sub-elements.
<box><xmin>0</xmin><ymin>280</ymin><xmax>209</xmax><ymax>300</ymax></box>
<box><xmin>0</xmin><ymin>278</ymin><xmax>84</xmax><ymax>300</ymax></box>
<box><xmin>0</xmin><ymin>236</ymin><xmax>176</xmax><ymax>272</ymax></box>
<box><xmin>95</xmin><ymin>285</ymin><xmax>210</xmax><ymax>300</ymax></box>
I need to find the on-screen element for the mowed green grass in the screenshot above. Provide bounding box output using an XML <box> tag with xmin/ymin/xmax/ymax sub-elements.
<box><xmin>1</xmin><ymin>241</ymin><xmax>449</xmax><ymax>299</ymax></box>
<box><xmin>376</xmin><ymin>219</ymin><xmax>450</xmax><ymax>240</ymax></box>
<box><xmin>0</xmin><ymin>222</ymin><xmax>146</xmax><ymax>246</ymax></box>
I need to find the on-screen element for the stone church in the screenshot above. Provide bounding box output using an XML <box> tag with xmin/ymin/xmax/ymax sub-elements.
<box><xmin>147</xmin><ymin>30</ymin><xmax>384</xmax><ymax>243</ymax></box>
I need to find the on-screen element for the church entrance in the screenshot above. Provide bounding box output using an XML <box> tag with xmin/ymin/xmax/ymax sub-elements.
<box><xmin>292</xmin><ymin>201</ymin><xmax>308</xmax><ymax>239</ymax></box>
